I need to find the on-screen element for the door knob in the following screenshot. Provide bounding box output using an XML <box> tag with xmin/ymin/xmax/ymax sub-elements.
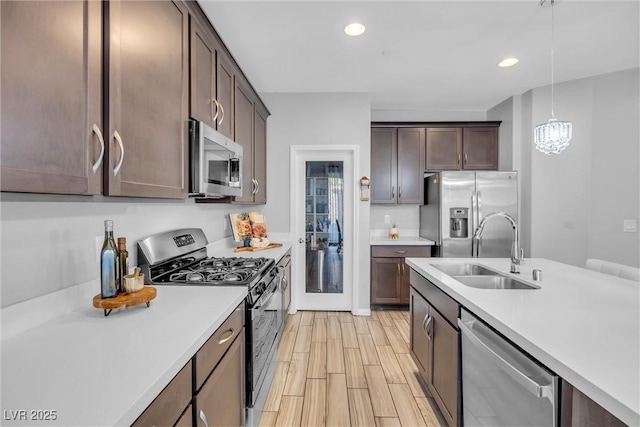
<box><xmin>298</xmin><ymin>238</ymin><xmax>305</xmax><ymax>243</ymax></box>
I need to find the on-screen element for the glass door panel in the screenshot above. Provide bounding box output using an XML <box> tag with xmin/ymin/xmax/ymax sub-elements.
<box><xmin>304</xmin><ymin>161</ymin><xmax>343</xmax><ymax>294</ymax></box>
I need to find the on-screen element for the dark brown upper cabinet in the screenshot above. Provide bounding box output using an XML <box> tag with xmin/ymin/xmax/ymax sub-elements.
<box><xmin>233</xmin><ymin>80</ymin><xmax>267</xmax><ymax>205</ymax></box>
<box><xmin>190</xmin><ymin>15</ymin><xmax>217</xmax><ymax>129</ymax></box>
<box><xmin>104</xmin><ymin>0</ymin><xmax>189</xmax><ymax>199</ymax></box>
<box><xmin>426</xmin><ymin>126</ymin><xmax>498</xmax><ymax>171</ymax></box>
<box><xmin>1</xmin><ymin>0</ymin><xmax>103</xmax><ymax>195</ymax></box>
<box><xmin>425</xmin><ymin>128</ymin><xmax>462</xmax><ymax>170</ymax></box>
<box><xmin>216</xmin><ymin>52</ymin><xmax>236</xmax><ymax>140</ymax></box>
<box><xmin>462</xmin><ymin>127</ymin><xmax>499</xmax><ymax>169</ymax></box>
<box><xmin>371</xmin><ymin>128</ymin><xmax>425</xmax><ymax>204</ymax></box>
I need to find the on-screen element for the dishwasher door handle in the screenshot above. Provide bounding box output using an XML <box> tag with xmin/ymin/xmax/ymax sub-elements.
<box><xmin>458</xmin><ymin>317</ymin><xmax>555</xmax><ymax>402</ymax></box>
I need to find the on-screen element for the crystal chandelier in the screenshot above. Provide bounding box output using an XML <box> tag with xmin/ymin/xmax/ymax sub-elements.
<box><xmin>534</xmin><ymin>0</ymin><xmax>572</xmax><ymax>155</ymax></box>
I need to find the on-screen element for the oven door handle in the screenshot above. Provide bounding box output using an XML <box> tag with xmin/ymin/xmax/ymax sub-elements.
<box><xmin>253</xmin><ymin>281</ymin><xmax>278</xmax><ymax>310</ymax></box>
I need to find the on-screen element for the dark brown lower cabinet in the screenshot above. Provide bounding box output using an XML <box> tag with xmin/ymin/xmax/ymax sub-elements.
<box><xmin>132</xmin><ymin>361</ymin><xmax>193</xmax><ymax>427</ymax></box>
<box><xmin>561</xmin><ymin>380</ymin><xmax>627</xmax><ymax>427</ymax></box>
<box><xmin>371</xmin><ymin>245</ymin><xmax>431</xmax><ymax>305</ymax></box>
<box><xmin>194</xmin><ymin>329</ymin><xmax>245</xmax><ymax>427</ymax></box>
<box><xmin>410</xmin><ymin>270</ymin><xmax>460</xmax><ymax>427</ymax></box>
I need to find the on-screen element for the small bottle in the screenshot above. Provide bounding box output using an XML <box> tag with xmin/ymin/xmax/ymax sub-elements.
<box><xmin>117</xmin><ymin>237</ymin><xmax>129</xmax><ymax>293</ymax></box>
<box><xmin>100</xmin><ymin>220</ymin><xmax>119</xmax><ymax>298</ymax></box>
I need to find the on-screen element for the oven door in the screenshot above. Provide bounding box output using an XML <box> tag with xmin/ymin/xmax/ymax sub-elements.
<box><xmin>248</xmin><ymin>276</ymin><xmax>281</xmax><ymax>406</ymax></box>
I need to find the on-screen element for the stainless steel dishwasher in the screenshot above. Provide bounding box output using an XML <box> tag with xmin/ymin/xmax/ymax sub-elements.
<box><xmin>459</xmin><ymin>309</ymin><xmax>559</xmax><ymax>426</ymax></box>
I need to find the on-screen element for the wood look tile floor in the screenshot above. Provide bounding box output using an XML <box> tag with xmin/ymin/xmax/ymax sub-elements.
<box><xmin>259</xmin><ymin>310</ymin><xmax>444</xmax><ymax>427</ymax></box>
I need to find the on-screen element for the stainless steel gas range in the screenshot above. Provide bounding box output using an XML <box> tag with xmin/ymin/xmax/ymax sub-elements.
<box><xmin>137</xmin><ymin>228</ymin><xmax>284</xmax><ymax>420</ymax></box>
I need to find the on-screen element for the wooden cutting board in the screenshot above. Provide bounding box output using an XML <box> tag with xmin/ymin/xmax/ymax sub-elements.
<box><xmin>93</xmin><ymin>286</ymin><xmax>157</xmax><ymax>316</ymax></box>
<box><xmin>234</xmin><ymin>243</ymin><xmax>283</xmax><ymax>252</ymax></box>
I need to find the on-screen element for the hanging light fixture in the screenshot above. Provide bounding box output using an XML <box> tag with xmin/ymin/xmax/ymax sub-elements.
<box><xmin>534</xmin><ymin>0</ymin><xmax>572</xmax><ymax>155</ymax></box>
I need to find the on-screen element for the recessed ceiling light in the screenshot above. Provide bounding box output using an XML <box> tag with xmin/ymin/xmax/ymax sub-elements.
<box><xmin>498</xmin><ymin>57</ymin><xmax>519</xmax><ymax>68</ymax></box>
<box><xmin>344</xmin><ymin>23</ymin><xmax>365</xmax><ymax>37</ymax></box>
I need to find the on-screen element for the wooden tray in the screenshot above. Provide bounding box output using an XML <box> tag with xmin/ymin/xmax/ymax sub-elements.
<box><xmin>93</xmin><ymin>286</ymin><xmax>157</xmax><ymax>316</ymax></box>
<box><xmin>234</xmin><ymin>243</ymin><xmax>283</xmax><ymax>252</ymax></box>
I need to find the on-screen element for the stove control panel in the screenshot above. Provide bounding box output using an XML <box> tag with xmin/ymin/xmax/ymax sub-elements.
<box><xmin>173</xmin><ymin>234</ymin><xmax>196</xmax><ymax>247</ymax></box>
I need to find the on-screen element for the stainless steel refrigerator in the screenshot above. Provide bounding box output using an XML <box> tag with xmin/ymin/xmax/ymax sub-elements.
<box><xmin>419</xmin><ymin>171</ymin><xmax>518</xmax><ymax>258</ymax></box>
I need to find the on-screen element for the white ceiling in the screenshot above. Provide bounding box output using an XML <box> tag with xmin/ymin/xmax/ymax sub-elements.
<box><xmin>199</xmin><ymin>1</ymin><xmax>639</xmax><ymax>113</ymax></box>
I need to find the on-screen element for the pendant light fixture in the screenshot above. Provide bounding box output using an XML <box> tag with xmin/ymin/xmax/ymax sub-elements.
<box><xmin>534</xmin><ymin>0</ymin><xmax>572</xmax><ymax>155</ymax></box>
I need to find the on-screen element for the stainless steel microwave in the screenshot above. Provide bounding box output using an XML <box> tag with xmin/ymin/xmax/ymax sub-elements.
<box><xmin>189</xmin><ymin>118</ymin><xmax>242</xmax><ymax>198</ymax></box>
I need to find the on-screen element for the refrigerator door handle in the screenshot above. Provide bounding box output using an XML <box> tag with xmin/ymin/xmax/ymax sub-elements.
<box><xmin>471</xmin><ymin>191</ymin><xmax>477</xmax><ymax>257</ymax></box>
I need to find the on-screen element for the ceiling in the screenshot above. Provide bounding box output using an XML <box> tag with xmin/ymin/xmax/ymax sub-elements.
<box><xmin>199</xmin><ymin>1</ymin><xmax>639</xmax><ymax>113</ymax></box>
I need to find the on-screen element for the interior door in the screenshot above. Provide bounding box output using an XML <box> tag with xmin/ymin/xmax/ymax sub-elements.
<box><xmin>292</xmin><ymin>148</ymin><xmax>355</xmax><ymax>311</ymax></box>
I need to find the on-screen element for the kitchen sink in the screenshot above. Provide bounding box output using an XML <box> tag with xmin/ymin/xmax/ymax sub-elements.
<box><xmin>431</xmin><ymin>263</ymin><xmax>498</xmax><ymax>276</ymax></box>
<box><xmin>452</xmin><ymin>275</ymin><xmax>540</xmax><ymax>290</ymax></box>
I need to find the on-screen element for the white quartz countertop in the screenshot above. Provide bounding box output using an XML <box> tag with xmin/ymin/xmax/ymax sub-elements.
<box><xmin>405</xmin><ymin>257</ymin><xmax>640</xmax><ymax>426</ymax></box>
<box><xmin>370</xmin><ymin>236</ymin><xmax>435</xmax><ymax>246</ymax></box>
<box><xmin>1</xmin><ymin>286</ymin><xmax>247</xmax><ymax>426</ymax></box>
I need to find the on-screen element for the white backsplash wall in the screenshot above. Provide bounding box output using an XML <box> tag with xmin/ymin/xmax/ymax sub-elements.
<box><xmin>0</xmin><ymin>197</ymin><xmax>260</xmax><ymax>308</ymax></box>
<box><xmin>370</xmin><ymin>205</ymin><xmax>420</xmax><ymax>232</ymax></box>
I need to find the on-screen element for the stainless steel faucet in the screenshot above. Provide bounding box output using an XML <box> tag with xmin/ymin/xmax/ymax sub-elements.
<box><xmin>473</xmin><ymin>212</ymin><xmax>524</xmax><ymax>273</ymax></box>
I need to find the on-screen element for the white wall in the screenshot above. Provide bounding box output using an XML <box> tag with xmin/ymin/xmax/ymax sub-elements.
<box><xmin>371</xmin><ymin>109</ymin><xmax>486</xmax><ymax>122</ymax></box>
<box><xmin>489</xmin><ymin>68</ymin><xmax>640</xmax><ymax>267</ymax></box>
<box><xmin>0</xmin><ymin>196</ymin><xmax>252</xmax><ymax>307</ymax></box>
<box><xmin>260</xmin><ymin>92</ymin><xmax>372</xmax><ymax>313</ymax></box>
<box><xmin>487</xmin><ymin>97</ymin><xmax>514</xmax><ymax>171</ymax></box>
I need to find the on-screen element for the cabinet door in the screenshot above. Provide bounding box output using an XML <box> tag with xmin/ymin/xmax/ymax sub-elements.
<box><xmin>106</xmin><ymin>0</ymin><xmax>189</xmax><ymax>199</ymax></box>
<box><xmin>371</xmin><ymin>257</ymin><xmax>402</xmax><ymax>304</ymax></box>
<box><xmin>190</xmin><ymin>17</ymin><xmax>216</xmax><ymax>128</ymax></box>
<box><xmin>426</xmin><ymin>128</ymin><xmax>462</xmax><ymax>170</ymax></box>
<box><xmin>196</xmin><ymin>330</ymin><xmax>245</xmax><ymax>427</ymax></box>
<box><xmin>132</xmin><ymin>361</ymin><xmax>193</xmax><ymax>427</ymax></box>
<box><xmin>371</xmin><ymin>128</ymin><xmax>398</xmax><ymax>204</ymax></box>
<box><xmin>1</xmin><ymin>0</ymin><xmax>103</xmax><ymax>195</ymax></box>
<box><xmin>409</xmin><ymin>287</ymin><xmax>431</xmax><ymax>383</ymax></box>
<box><xmin>462</xmin><ymin>127</ymin><xmax>498</xmax><ymax>170</ymax></box>
<box><xmin>216</xmin><ymin>52</ymin><xmax>235</xmax><ymax>139</ymax></box>
<box><xmin>233</xmin><ymin>80</ymin><xmax>255</xmax><ymax>203</ymax></box>
<box><xmin>253</xmin><ymin>109</ymin><xmax>268</xmax><ymax>204</ymax></box>
<box><xmin>175</xmin><ymin>404</ymin><xmax>193</xmax><ymax>427</ymax></box>
<box><xmin>397</xmin><ymin>128</ymin><xmax>425</xmax><ymax>204</ymax></box>
<box><xmin>429</xmin><ymin>308</ymin><xmax>459</xmax><ymax>427</ymax></box>
<box><xmin>399</xmin><ymin>261</ymin><xmax>411</xmax><ymax>304</ymax></box>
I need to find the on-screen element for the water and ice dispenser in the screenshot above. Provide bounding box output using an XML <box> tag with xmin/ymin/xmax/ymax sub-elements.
<box><xmin>449</xmin><ymin>208</ymin><xmax>468</xmax><ymax>238</ymax></box>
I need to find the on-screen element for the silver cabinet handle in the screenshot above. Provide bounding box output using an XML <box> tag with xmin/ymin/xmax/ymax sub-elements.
<box><xmin>458</xmin><ymin>153</ymin><xmax>461</xmax><ymax>165</ymax></box>
<box><xmin>397</xmin><ymin>264</ymin><xmax>401</xmax><ymax>275</ymax></box>
<box><xmin>211</xmin><ymin>98</ymin><xmax>220</xmax><ymax>123</ymax></box>
<box><xmin>252</xmin><ymin>179</ymin><xmax>258</xmax><ymax>195</ymax></box>
<box><xmin>254</xmin><ymin>179</ymin><xmax>260</xmax><ymax>195</ymax></box>
<box><xmin>422</xmin><ymin>313</ymin><xmax>433</xmax><ymax>340</ymax></box>
<box><xmin>464</xmin><ymin>153</ymin><xmax>468</xmax><ymax>165</ymax></box>
<box><xmin>199</xmin><ymin>409</ymin><xmax>210</xmax><ymax>427</ymax></box>
<box><xmin>402</xmin><ymin>264</ymin><xmax>405</xmax><ymax>275</ymax></box>
<box><xmin>391</xmin><ymin>186</ymin><xmax>395</xmax><ymax>198</ymax></box>
<box><xmin>458</xmin><ymin>317</ymin><xmax>554</xmax><ymax>401</ymax></box>
<box><xmin>282</xmin><ymin>276</ymin><xmax>289</xmax><ymax>291</ymax></box>
<box><xmin>113</xmin><ymin>131</ymin><xmax>124</xmax><ymax>176</ymax></box>
<box><xmin>298</xmin><ymin>238</ymin><xmax>305</xmax><ymax>243</ymax></box>
<box><xmin>91</xmin><ymin>124</ymin><xmax>105</xmax><ymax>173</ymax></box>
<box><xmin>394</xmin><ymin>250</ymin><xmax>408</xmax><ymax>254</ymax></box>
<box><xmin>398</xmin><ymin>186</ymin><xmax>402</xmax><ymax>199</ymax></box>
<box><xmin>218</xmin><ymin>101</ymin><xmax>225</xmax><ymax>125</ymax></box>
<box><xmin>217</xmin><ymin>328</ymin><xmax>235</xmax><ymax>345</ymax></box>
<box><xmin>425</xmin><ymin>315</ymin><xmax>433</xmax><ymax>340</ymax></box>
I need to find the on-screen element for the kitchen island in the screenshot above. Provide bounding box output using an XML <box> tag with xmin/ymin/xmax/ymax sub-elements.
<box><xmin>1</xmin><ymin>286</ymin><xmax>247</xmax><ymax>426</ymax></box>
<box><xmin>406</xmin><ymin>257</ymin><xmax>640</xmax><ymax>426</ymax></box>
